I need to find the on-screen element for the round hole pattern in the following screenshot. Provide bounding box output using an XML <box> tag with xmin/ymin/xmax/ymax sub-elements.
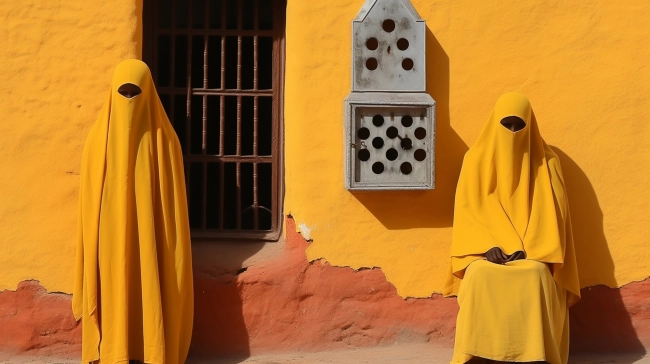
<box><xmin>401</xmin><ymin>137</ymin><xmax>413</xmax><ymax>150</ymax></box>
<box><xmin>414</xmin><ymin>127</ymin><xmax>426</xmax><ymax>140</ymax></box>
<box><xmin>402</xmin><ymin>58</ymin><xmax>414</xmax><ymax>71</ymax></box>
<box><xmin>372</xmin><ymin>115</ymin><xmax>384</xmax><ymax>127</ymax></box>
<box><xmin>386</xmin><ymin>148</ymin><xmax>398</xmax><ymax>161</ymax></box>
<box><xmin>372</xmin><ymin>162</ymin><xmax>385</xmax><ymax>174</ymax></box>
<box><xmin>358</xmin><ymin>127</ymin><xmax>370</xmax><ymax>140</ymax></box>
<box><xmin>366</xmin><ymin>58</ymin><xmax>378</xmax><ymax>70</ymax></box>
<box><xmin>358</xmin><ymin>149</ymin><xmax>370</xmax><ymax>161</ymax></box>
<box><xmin>372</xmin><ymin>137</ymin><xmax>384</xmax><ymax>149</ymax></box>
<box><xmin>401</xmin><ymin>115</ymin><xmax>413</xmax><ymax>127</ymax></box>
<box><xmin>400</xmin><ymin>162</ymin><xmax>413</xmax><ymax>175</ymax></box>
<box><xmin>366</xmin><ymin>37</ymin><xmax>378</xmax><ymax>51</ymax></box>
<box><xmin>414</xmin><ymin>149</ymin><xmax>426</xmax><ymax>161</ymax></box>
<box><xmin>397</xmin><ymin>38</ymin><xmax>409</xmax><ymax>51</ymax></box>
<box><xmin>386</xmin><ymin>126</ymin><xmax>398</xmax><ymax>139</ymax></box>
<box><xmin>382</xmin><ymin>19</ymin><xmax>395</xmax><ymax>32</ymax></box>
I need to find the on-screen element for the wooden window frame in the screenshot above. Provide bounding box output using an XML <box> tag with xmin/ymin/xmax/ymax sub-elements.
<box><xmin>143</xmin><ymin>0</ymin><xmax>285</xmax><ymax>241</ymax></box>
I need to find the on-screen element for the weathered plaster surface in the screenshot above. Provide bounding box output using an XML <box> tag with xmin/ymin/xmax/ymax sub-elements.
<box><xmin>285</xmin><ymin>0</ymin><xmax>650</xmax><ymax>297</ymax></box>
<box><xmin>190</xmin><ymin>217</ymin><xmax>459</xmax><ymax>357</ymax></box>
<box><xmin>0</xmin><ymin>0</ymin><xmax>141</xmax><ymax>292</ymax></box>
<box><xmin>0</xmin><ymin>0</ymin><xmax>648</xmax><ymax>304</ymax></box>
<box><xmin>0</xmin><ymin>281</ymin><xmax>80</xmax><ymax>356</ymax></box>
<box><xmin>2</xmin><ymin>218</ymin><xmax>649</xmax><ymax>357</ymax></box>
<box><xmin>571</xmin><ymin>282</ymin><xmax>650</xmax><ymax>354</ymax></box>
<box><xmin>0</xmin><ymin>0</ymin><xmax>649</xmax><ymax>357</ymax></box>
<box><xmin>193</xmin><ymin>217</ymin><xmax>650</xmax><ymax>356</ymax></box>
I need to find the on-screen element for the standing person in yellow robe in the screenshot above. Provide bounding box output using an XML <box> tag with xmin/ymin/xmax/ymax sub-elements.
<box><xmin>444</xmin><ymin>92</ymin><xmax>580</xmax><ymax>364</ymax></box>
<box><xmin>73</xmin><ymin>59</ymin><xmax>194</xmax><ymax>364</ymax></box>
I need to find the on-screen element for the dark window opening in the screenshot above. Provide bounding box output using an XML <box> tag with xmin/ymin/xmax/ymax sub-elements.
<box><xmin>143</xmin><ymin>0</ymin><xmax>285</xmax><ymax>241</ymax></box>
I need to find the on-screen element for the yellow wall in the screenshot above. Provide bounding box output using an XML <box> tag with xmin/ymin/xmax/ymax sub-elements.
<box><xmin>0</xmin><ymin>0</ymin><xmax>141</xmax><ymax>292</ymax></box>
<box><xmin>286</xmin><ymin>0</ymin><xmax>650</xmax><ymax>297</ymax></box>
<box><xmin>1</xmin><ymin>0</ymin><xmax>648</xmax><ymax>298</ymax></box>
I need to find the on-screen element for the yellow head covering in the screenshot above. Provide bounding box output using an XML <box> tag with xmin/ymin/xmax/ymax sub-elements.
<box><xmin>445</xmin><ymin>92</ymin><xmax>580</xmax><ymax>306</ymax></box>
<box><xmin>73</xmin><ymin>59</ymin><xmax>193</xmax><ymax>363</ymax></box>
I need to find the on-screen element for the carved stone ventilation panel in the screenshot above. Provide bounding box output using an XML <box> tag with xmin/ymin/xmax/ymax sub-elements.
<box><xmin>345</xmin><ymin>0</ymin><xmax>435</xmax><ymax>191</ymax></box>
<box><xmin>352</xmin><ymin>0</ymin><xmax>426</xmax><ymax>92</ymax></box>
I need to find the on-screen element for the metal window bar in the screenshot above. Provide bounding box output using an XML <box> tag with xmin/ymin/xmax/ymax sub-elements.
<box><xmin>184</xmin><ymin>0</ymin><xmax>193</xmax><ymax>207</ymax></box>
<box><xmin>157</xmin><ymin>89</ymin><xmax>272</xmax><ymax>96</ymax></box>
<box><xmin>156</xmin><ymin>29</ymin><xmax>276</xmax><ymax>37</ymax></box>
<box><xmin>169</xmin><ymin>0</ymin><xmax>176</xmax><ymax>134</ymax></box>
<box><xmin>144</xmin><ymin>0</ymin><xmax>284</xmax><ymax>241</ymax></box>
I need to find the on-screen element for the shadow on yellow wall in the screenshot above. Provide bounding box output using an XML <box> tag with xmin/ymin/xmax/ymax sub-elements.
<box><xmin>554</xmin><ymin>148</ymin><xmax>646</xmax><ymax>356</ymax></box>
<box><xmin>552</xmin><ymin>147</ymin><xmax>616</xmax><ymax>288</ymax></box>
<box><xmin>352</xmin><ymin>28</ymin><xmax>468</xmax><ymax>230</ymax></box>
<box><xmin>189</xmin><ymin>241</ymin><xmax>268</xmax><ymax>360</ymax></box>
<box><xmin>135</xmin><ymin>0</ymin><xmax>143</xmax><ymax>59</ymax></box>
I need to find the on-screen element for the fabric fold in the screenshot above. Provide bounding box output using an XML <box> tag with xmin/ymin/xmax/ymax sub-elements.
<box><xmin>73</xmin><ymin>59</ymin><xmax>194</xmax><ymax>364</ymax></box>
<box><xmin>444</xmin><ymin>92</ymin><xmax>580</xmax><ymax>306</ymax></box>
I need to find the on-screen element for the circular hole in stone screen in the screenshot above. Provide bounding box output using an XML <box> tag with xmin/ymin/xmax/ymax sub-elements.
<box><xmin>366</xmin><ymin>37</ymin><xmax>378</xmax><ymax>51</ymax></box>
<box><xmin>400</xmin><ymin>162</ymin><xmax>413</xmax><ymax>175</ymax></box>
<box><xmin>358</xmin><ymin>127</ymin><xmax>370</xmax><ymax>140</ymax></box>
<box><xmin>372</xmin><ymin>162</ymin><xmax>385</xmax><ymax>174</ymax></box>
<box><xmin>414</xmin><ymin>127</ymin><xmax>426</xmax><ymax>140</ymax></box>
<box><xmin>372</xmin><ymin>114</ymin><xmax>384</xmax><ymax>127</ymax></box>
<box><xmin>382</xmin><ymin>19</ymin><xmax>396</xmax><ymax>32</ymax></box>
<box><xmin>372</xmin><ymin>137</ymin><xmax>384</xmax><ymax>149</ymax></box>
<box><xmin>397</xmin><ymin>38</ymin><xmax>409</xmax><ymax>50</ymax></box>
<box><xmin>366</xmin><ymin>58</ymin><xmax>378</xmax><ymax>70</ymax></box>
<box><xmin>401</xmin><ymin>115</ymin><xmax>413</xmax><ymax>127</ymax></box>
<box><xmin>358</xmin><ymin>149</ymin><xmax>370</xmax><ymax>162</ymax></box>
<box><xmin>402</xmin><ymin>58</ymin><xmax>414</xmax><ymax>71</ymax></box>
<box><xmin>414</xmin><ymin>149</ymin><xmax>426</xmax><ymax>161</ymax></box>
<box><xmin>386</xmin><ymin>148</ymin><xmax>398</xmax><ymax>161</ymax></box>
<box><xmin>401</xmin><ymin>137</ymin><xmax>413</xmax><ymax>150</ymax></box>
<box><xmin>386</xmin><ymin>126</ymin><xmax>398</xmax><ymax>139</ymax></box>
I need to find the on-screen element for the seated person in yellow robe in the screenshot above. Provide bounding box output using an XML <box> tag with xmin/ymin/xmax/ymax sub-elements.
<box><xmin>443</xmin><ymin>92</ymin><xmax>581</xmax><ymax>364</ymax></box>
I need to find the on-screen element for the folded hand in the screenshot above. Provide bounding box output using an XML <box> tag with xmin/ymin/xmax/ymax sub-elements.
<box><xmin>486</xmin><ymin>247</ymin><xmax>526</xmax><ymax>264</ymax></box>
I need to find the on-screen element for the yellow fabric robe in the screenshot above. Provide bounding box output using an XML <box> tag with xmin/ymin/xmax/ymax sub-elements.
<box><xmin>73</xmin><ymin>59</ymin><xmax>194</xmax><ymax>364</ymax></box>
<box><xmin>444</xmin><ymin>92</ymin><xmax>580</xmax><ymax>363</ymax></box>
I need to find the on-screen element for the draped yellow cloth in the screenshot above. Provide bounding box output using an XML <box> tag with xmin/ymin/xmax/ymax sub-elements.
<box><xmin>73</xmin><ymin>59</ymin><xmax>194</xmax><ymax>364</ymax></box>
<box><xmin>452</xmin><ymin>260</ymin><xmax>569</xmax><ymax>364</ymax></box>
<box><xmin>444</xmin><ymin>92</ymin><xmax>580</xmax><ymax>363</ymax></box>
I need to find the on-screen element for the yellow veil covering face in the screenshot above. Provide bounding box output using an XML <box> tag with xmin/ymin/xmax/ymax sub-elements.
<box><xmin>73</xmin><ymin>59</ymin><xmax>194</xmax><ymax>363</ymax></box>
<box><xmin>445</xmin><ymin>92</ymin><xmax>580</xmax><ymax>306</ymax></box>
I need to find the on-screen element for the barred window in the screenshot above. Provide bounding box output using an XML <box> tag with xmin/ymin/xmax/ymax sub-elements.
<box><xmin>143</xmin><ymin>0</ymin><xmax>285</xmax><ymax>241</ymax></box>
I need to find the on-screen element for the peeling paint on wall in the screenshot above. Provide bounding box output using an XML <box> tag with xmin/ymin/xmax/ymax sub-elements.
<box><xmin>4</xmin><ymin>218</ymin><xmax>650</xmax><ymax>357</ymax></box>
<box><xmin>285</xmin><ymin>0</ymin><xmax>650</xmax><ymax>298</ymax></box>
<box><xmin>0</xmin><ymin>281</ymin><xmax>81</xmax><ymax>356</ymax></box>
<box><xmin>0</xmin><ymin>0</ymin><xmax>648</xmax><ymax>325</ymax></box>
<box><xmin>298</xmin><ymin>223</ymin><xmax>313</xmax><ymax>242</ymax></box>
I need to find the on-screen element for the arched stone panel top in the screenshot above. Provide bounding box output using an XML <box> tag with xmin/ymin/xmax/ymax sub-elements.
<box><xmin>352</xmin><ymin>0</ymin><xmax>427</xmax><ymax>92</ymax></box>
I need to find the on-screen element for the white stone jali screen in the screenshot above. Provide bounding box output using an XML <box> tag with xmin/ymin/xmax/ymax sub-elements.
<box><xmin>345</xmin><ymin>0</ymin><xmax>436</xmax><ymax>190</ymax></box>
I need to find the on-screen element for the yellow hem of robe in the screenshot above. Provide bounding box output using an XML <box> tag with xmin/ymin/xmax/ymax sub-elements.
<box><xmin>450</xmin><ymin>260</ymin><xmax>569</xmax><ymax>364</ymax></box>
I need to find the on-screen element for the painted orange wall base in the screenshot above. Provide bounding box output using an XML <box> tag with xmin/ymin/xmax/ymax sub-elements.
<box><xmin>190</xmin><ymin>217</ymin><xmax>458</xmax><ymax>357</ymax></box>
<box><xmin>0</xmin><ymin>281</ymin><xmax>80</xmax><ymax>357</ymax></box>
<box><xmin>2</xmin><ymin>217</ymin><xmax>648</xmax><ymax>359</ymax></box>
<box><xmin>571</xmin><ymin>283</ymin><xmax>650</xmax><ymax>354</ymax></box>
<box><xmin>193</xmin><ymin>217</ymin><xmax>650</xmax><ymax>357</ymax></box>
